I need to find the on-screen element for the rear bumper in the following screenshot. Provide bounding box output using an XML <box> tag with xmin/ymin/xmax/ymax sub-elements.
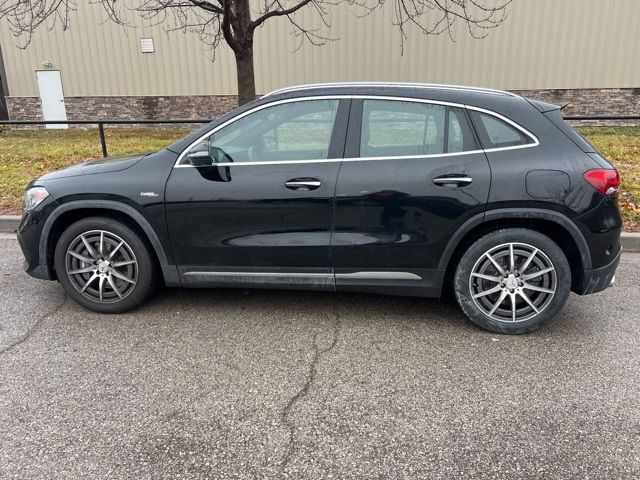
<box><xmin>575</xmin><ymin>248</ymin><xmax>621</xmax><ymax>295</ymax></box>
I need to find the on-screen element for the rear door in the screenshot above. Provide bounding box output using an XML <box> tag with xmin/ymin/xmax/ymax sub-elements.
<box><xmin>165</xmin><ymin>97</ymin><xmax>350</xmax><ymax>290</ymax></box>
<box><xmin>332</xmin><ymin>97</ymin><xmax>491</xmax><ymax>296</ymax></box>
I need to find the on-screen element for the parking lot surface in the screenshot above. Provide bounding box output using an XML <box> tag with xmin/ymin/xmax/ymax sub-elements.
<box><xmin>0</xmin><ymin>233</ymin><xmax>638</xmax><ymax>479</ymax></box>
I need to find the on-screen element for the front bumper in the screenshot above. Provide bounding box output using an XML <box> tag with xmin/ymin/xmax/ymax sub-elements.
<box><xmin>576</xmin><ymin>248</ymin><xmax>621</xmax><ymax>295</ymax></box>
<box><xmin>17</xmin><ymin>211</ymin><xmax>56</xmax><ymax>281</ymax></box>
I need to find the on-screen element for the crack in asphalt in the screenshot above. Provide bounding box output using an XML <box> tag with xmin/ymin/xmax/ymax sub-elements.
<box><xmin>161</xmin><ymin>358</ymin><xmax>243</xmax><ymax>423</ymax></box>
<box><xmin>279</xmin><ymin>302</ymin><xmax>342</xmax><ymax>473</ymax></box>
<box><xmin>0</xmin><ymin>294</ymin><xmax>67</xmax><ymax>356</ymax></box>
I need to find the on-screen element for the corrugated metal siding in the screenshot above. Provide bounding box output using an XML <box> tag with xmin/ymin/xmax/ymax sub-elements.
<box><xmin>1</xmin><ymin>0</ymin><xmax>639</xmax><ymax>97</ymax></box>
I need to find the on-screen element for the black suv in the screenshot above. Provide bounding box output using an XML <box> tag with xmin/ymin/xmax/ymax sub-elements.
<box><xmin>17</xmin><ymin>83</ymin><xmax>622</xmax><ymax>334</ymax></box>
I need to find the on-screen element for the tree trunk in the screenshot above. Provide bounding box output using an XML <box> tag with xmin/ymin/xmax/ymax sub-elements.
<box><xmin>234</xmin><ymin>47</ymin><xmax>256</xmax><ymax>106</ymax></box>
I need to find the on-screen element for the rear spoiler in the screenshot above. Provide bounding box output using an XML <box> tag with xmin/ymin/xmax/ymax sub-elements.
<box><xmin>527</xmin><ymin>98</ymin><xmax>600</xmax><ymax>155</ymax></box>
<box><xmin>526</xmin><ymin>98</ymin><xmax>562</xmax><ymax>113</ymax></box>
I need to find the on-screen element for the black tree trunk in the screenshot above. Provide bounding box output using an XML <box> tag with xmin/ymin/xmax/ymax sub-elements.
<box><xmin>234</xmin><ymin>47</ymin><xmax>256</xmax><ymax>106</ymax></box>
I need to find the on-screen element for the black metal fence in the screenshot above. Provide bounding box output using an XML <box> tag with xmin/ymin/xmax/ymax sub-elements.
<box><xmin>563</xmin><ymin>115</ymin><xmax>640</xmax><ymax>122</ymax></box>
<box><xmin>0</xmin><ymin>115</ymin><xmax>638</xmax><ymax>158</ymax></box>
<box><xmin>0</xmin><ymin>119</ymin><xmax>210</xmax><ymax>157</ymax></box>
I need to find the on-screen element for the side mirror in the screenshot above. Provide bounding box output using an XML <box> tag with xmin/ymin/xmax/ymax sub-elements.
<box><xmin>187</xmin><ymin>151</ymin><xmax>212</xmax><ymax>166</ymax></box>
<box><xmin>210</xmin><ymin>146</ymin><xmax>234</xmax><ymax>164</ymax></box>
<box><xmin>195</xmin><ymin>165</ymin><xmax>232</xmax><ymax>182</ymax></box>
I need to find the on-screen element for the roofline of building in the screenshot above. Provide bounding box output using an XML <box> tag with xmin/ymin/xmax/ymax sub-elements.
<box><xmin>263</xmin><ymin>82</ymin><xmax>520</xmax><ymax>98</ymax></box>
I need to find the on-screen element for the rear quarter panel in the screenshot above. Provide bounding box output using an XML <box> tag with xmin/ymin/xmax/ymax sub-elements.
<box><xmin>474</xmin><ymin>97</ymin><xmax>622</xmax><ymax>269</ymax></box>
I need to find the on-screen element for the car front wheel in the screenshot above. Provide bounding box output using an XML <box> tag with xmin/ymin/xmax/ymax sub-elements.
<box><xmin>454</xmin><ymin>228</ymin><xmax>571</xmax><ymax>334</ymax></box>
<box><xmin>54</xmin><ymin>217</ymin><xmax>157</xmax><ymax>313</ymax></box>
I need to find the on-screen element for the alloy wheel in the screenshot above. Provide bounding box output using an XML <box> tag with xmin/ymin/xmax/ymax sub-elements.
<box><xmin>65</xmin><ymin>230</ymin><xmax>138</xmax><ymax>303</ymax></box>
<box><xmin>469</xmin><ymin>242</ymin><xmax>557</xmax><ymax>323</ymax></box>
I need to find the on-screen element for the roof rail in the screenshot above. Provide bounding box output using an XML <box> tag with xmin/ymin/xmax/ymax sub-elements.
<box><xmin>263</xmin><ymin>82</ymin><xmax>520</xmax><ymax>98</ymax></box>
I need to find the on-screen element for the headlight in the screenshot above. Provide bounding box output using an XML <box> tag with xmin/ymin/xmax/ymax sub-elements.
<box><xmin>23</xmin><ymin>187</ymin><xmax>49</xmax><ymax>212</ymax></box>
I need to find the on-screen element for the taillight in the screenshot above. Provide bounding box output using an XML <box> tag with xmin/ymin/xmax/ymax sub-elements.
<box><xmin>583</xmin><ymin>169</ymin><xmax>620</xmax><ymax>196</ymax></box>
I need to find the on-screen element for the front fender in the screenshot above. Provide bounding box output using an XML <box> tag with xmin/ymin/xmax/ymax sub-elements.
<box><xmin>39</xmin><ymin>200</ymin><xmax>181</xmax><ymax>287</ymax></box>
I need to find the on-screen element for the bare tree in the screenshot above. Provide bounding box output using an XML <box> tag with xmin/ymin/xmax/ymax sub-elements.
<box><xmin>0</xmin><ymin>0</ymin><xmax>513</xmax><ymax>105</ymax></box>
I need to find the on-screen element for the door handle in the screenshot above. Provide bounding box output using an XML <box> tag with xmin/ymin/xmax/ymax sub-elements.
<box><xmin>433</xmin><ymin>175</ymin><xmax>473</xmax><ymax>187</ymax></box>
<box><xmin>285</xmin><ymin>178</ymin><xmax>321</xmax><ymax>191</ymax></box>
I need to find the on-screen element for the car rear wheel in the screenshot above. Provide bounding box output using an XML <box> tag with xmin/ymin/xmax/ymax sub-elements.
<box><xmin>454</xmin><ymin>228</ymin><xmax>571</xmax><ymax>334</ymax></box>
<box><xmin>54</xmin><ymin>217</ymin><xmax>157</xmax><ymax>313</ymax></box>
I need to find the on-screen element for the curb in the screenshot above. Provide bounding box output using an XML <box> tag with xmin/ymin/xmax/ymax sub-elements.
<box><xmin>2</xmin><ymin>214</ymin><xmax>640</xmax><ymax>252</ymax></box>
<box><xmin>623</xmin><ymin>232</ymin><xmax>640</xmax><ymax>252</ymax></box>
<box><xmin>0</xmin><ymin>215</ymin><xmax>19</xmax><ymax>233</ymax></box>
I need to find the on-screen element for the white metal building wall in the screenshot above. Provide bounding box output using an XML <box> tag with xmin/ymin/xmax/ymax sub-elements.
<box><xmin>1</xmin><ymin>0</ymin><xmax>638</xmax><ymax>97</ymax></box>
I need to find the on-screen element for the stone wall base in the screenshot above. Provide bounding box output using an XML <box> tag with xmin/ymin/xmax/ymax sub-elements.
<box><xmin>511</xmin><ymin>88</ymin><xmax>640</xmax><ymax>126</ymax></box>
<box><xmin>511</xmin><ymin>88</ymin><xmax>640</xmax><ymax>116</ymax></box>
<box><xmin>5</xmin><ymin>95</ymin><xmax>238</xmax><ymax>126</ymax></box>
<box><xmin>4</xmin><ymin>89</ymin><xmax>639</xmax><ymax>126</ymax></box>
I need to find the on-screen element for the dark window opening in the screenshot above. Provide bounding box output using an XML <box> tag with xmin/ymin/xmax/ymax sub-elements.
<box><xmin>469</xmin><ymin>110</ymin><xmax>534</xmax><ymax>149</ymax></box>
<box><xmin>359</xmin><ymin>100</ymin><xmax>479</xmax><ymax>158</ymax></box>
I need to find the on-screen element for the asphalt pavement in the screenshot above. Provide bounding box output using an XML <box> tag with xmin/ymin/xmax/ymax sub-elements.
<box><xmin>0</xmin><ymin>233</ymin><xmax>638</xmax><ymax>479</ymax></box>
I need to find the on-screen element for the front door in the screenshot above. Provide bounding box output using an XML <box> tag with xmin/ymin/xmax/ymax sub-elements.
<box><xmin>332</xmin><ymin>97</ymin><xmax>491</xmax><ymax>296</ymax></box>
<box><xmin>165</xmin><ymin>97</ymin><xmax>350</xmax><ymax>290</ymax></box>
<box><xmin>36</xmin><ymin>70</ymin><xmax>67</xmax><ymax>129</ymax></box>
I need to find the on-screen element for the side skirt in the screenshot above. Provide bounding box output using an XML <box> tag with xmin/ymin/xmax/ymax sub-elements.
<box><xmin>178</xmin><ymin>267</ymin><xmax>445</xmax><ymax>297</ymax></box>
<box><xmin>179</xmin><ymin>267</ymin><xmax>335</xmax><ymax>291</ymax></box>
<box><xmin>335</xmin><ymin>268</ymin><xmax>445</xmax><ymax>298</ymax></box>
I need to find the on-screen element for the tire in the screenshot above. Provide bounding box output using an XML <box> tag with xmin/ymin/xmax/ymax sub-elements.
<box><xmin>54</xmin><ymin>217</ymin><xmax>158</xmax><ymax>313</ymax></box>
<box><xmin>454</xmin><ymin>228</ymin><xmax>571</xmax><ymax>334</ymax></box>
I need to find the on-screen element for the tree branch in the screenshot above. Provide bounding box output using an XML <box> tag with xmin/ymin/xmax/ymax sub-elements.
<box><xmin>188</xmin><ymin>0</ymin><xmax>224</xmax><ymax>14</ymax></box>
<box><xmin>220</xmin><ymin>0</ymin><xmax>241</xmax><ymax>52</ymax></box>
<box><xmin>0</xmin><ymin>0</ymin><xmax>513</xmax><ymax>59</ymax></box>
<box><xmin>251</xmin><ymin>0</ymin><xmax>314</xmax><ymax>30</ymax></box>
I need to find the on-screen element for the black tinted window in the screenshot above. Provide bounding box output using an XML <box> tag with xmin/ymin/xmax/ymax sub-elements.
<box><xmin>360</xmin><ymin>100</ymin><xmax>478</xmax><ymax>158</ymax></box>
<box><xmin>183</xmin><ymin>99</ymin><xmax>339</xmax><ymax>165</ymax></box>
<box><xmin>470</xmin><ymin>111</ymin><xmax>533</xmax><ymax>149</ymax></box>
<box><xmin>448</xmin><ymin>108</ymin><xmax>478</xmax><ymax>153</ymax></box>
